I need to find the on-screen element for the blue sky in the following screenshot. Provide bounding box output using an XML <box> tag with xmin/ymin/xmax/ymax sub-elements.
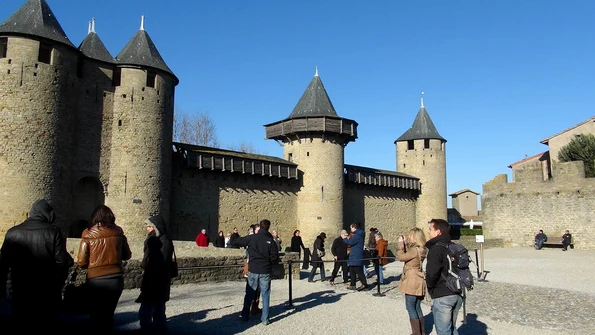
<box><xmin>3</xmin><ymin>0</ymin><xmax>595</xmax><ymax>208</ymax></box>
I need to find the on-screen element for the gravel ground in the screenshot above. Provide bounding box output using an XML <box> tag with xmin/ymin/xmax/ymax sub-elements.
<box><xmin>2</xmin><ymin>247</ymin><xmax>594</xmax><ymax>334</ymax></box>
<box><xmin>109</xmin><ymin>247</ymin><xmax>595</xmax><ymax>335</ymax></box>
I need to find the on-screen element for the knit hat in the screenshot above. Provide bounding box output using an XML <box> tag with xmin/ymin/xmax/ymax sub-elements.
<box><xmin>319</xmin><ymin>232</ymin><xmax>327</xmax><ymax>239</ymax></box>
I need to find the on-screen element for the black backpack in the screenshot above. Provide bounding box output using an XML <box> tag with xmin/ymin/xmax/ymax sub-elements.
<box><xmin>436</xmin><ymin>242</ymin><xmax>474</xmax><ymax>294</ymax></box>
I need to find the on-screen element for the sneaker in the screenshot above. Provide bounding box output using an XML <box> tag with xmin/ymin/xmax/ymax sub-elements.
<box><xmin>346</xmin><ymin>286</ymin><xmax>356</xmax><ymax>290</ymax></box>
<box><xmin>357</xmin><ymin>285</ymin><xmax>368</xmax><ymax>291</ymax></box>
<box><xmin>307</xmin><ymin>279</ymin><xmax>314</xmax><ymax>283</ymax></box>
<box><xmin>239</xmin><ymin>315</ymin><xmax>249</xmax><ymax>322</ymax></box>
<box><xmin>329</xmin><ymin>281</ymin><xmax>335</xmax><ymax>286</ymax></box>
<box><xmin>262</xmin><ymin>321</ymin><xmax>270</xmax><ymax>326</ymax></box>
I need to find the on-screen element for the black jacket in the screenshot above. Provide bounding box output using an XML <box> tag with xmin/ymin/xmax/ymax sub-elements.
<box><xmin>145</xmin><ymin>215</ymin><xmax>174</xmax><ymax>300</ymax></box>
<box><xmin>137</xmin><ymin>234</ymin><xmax>170</xmax><ymax>304</ymax></box>
<box><xmin>331</xmin><ymin>236</ymin><xmax>348</xmax><ymax>260</ymax></box>
<box><xmin>425</xmin><ymin>233</ymin><xmax>458</xmax><ymax>299</ymax></box>
<box><xmin>229</xmin><ymin>232</ymin><xmax>241</xmax><ymax>249</ymax></box>
<box><xmin>290</xmin><ymin>235</ymin><xmax>305</xmax><ymax>252</ymax></box>
<box><xmin>311</xmin><ymin>236</ymin><xmax>326</xmax><ymax>262</ymax></box>
<box><xmin>0</xmin><ymin>200</ymin><xmax>73</xmax><ymax>304</ymax></box>
<box><xmin>232</xmin><ymin>229</ymin><xmax>279</xmax><ymax>274</ymax></box>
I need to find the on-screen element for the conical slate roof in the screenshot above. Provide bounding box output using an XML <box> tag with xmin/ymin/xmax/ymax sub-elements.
<box><xmin>0</xmin><ymin>0</ymin><xmax>74</xmax><ymax>48</ymax></box>
<box><xmin>79</xmin><ymin>32</ymin><xmax>115</xmax><ymax>64</ymax></box>
<box><xmin>396</xmin><ymin>106</ymin><xmax>446</xmax><ymax>142</ymax></box>
<box><xmin>116</xmin><ymin>29</ymin><xmax>177</xmax><ymax>82</ymax></box>
<box><xmin>286</xmin><ymin>73</ymin><xmax>338</xmax><ymax>119</ymax></box>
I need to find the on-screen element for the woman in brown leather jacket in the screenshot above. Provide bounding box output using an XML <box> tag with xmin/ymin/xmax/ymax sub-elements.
<box><xmin>77</xmin><ymin>205</ymin><xmax>132</xmax><ymax>333</ymax></box>
<box><xmin>397</xmin><ymin>227</ymin><xmax>427</xmax><ymax>335</ymax></box>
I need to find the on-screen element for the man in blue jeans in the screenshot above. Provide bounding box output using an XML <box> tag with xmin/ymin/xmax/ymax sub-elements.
<box><xmin>232</xmin><ymin>219</ymin><xmax>279</xmax><ymax>325</ymax></box>
<box><xmin>425</xmin><ymin>219</ymin><xmax>463</xmax><ymax>335</ymax></box>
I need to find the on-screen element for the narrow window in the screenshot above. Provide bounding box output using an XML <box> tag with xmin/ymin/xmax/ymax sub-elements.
<box><xmin>0</xmin><ymin>38</ymin><xmax>7</xmax><ymax>58</ymax></box>
<box><xmin>38</xmin><ymin>43</ymin><xmax>52</xmax><ymax>64</ymax></box>
<box><xmin>146</xmin><ymin>71</ymin><xmax>156</xmax><ymax>88</ymax></box>
<box><xmin>288</xmin><ymin>153</ymin><xmax>293</xmax><ymax>162</ymax></box>
<box><xmin>424</xmin><ymin>139</ymin><xmax>430</xmax><ymax>149</ymax></box>
<box><xmin>407</xmin><ymin>140</ymin><xmax>414</xmax><ymax>150</ymax></box>
<box><xmin>307</xmin><ymin>152</ymin><xmax>310</xmax><ymax>157</ymax></box>
<box><xmin>118</xmin><ymin>120</ymin><xmax>122</xmax><ymax>126</ymax></box>
<box><xmin>112</xmin><ymin>68</ymin><xmax>121</xmax><ymax>86</ymax></box>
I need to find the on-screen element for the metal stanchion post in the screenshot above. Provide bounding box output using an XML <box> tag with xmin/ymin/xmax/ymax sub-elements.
<box><xmin>286</xmin><ymin>260</ymin><xmax>294</xmax><ymax>309</ymax></box>
<box><xmin>474</xmin><ymin>249</ymin><xmax>481</xmax><ymax>279</ymax></box>
<box><xmin>372</xmin><ymin>256</ymin><xmax>385</xmax><ymax>297</ymax></box>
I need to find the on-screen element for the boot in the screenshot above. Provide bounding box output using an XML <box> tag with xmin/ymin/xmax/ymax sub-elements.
<box><xmin>250</xmin><ymin>299</ymin><xmax>262</xmax><ymax>315</ymax></box>
<box><xmin>409</xmin><ymin>319</ymin><xmax>421</xmax><ymax>335</ymax></box>
<box><xmin>418</xmin><ymin>317</ymin><xmax>426</xmax><ymax>335</ymax></box>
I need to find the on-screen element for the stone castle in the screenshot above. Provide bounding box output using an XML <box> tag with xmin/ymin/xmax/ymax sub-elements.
<box><xmin>483</xmin><ymin>117</ymin><xmax>595</xmax><ymax>250</ymax></box>
<box><xmin>0</xmin><ymin>0</ymin><xmax>448</xmax><ymax>247</ymax></box>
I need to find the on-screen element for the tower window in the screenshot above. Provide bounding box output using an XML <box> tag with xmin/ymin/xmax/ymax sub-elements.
<box><xmin>38</xmin><ymin>43</ymin><xmax>52</xmax><ymax>64</ymax></box>
<box><xmin>112</xmin><ymin>68</ymin><xmax>121</xmax><ymax>86</ymax></box>
<box><xmin>146</xmin><ymin>71</ymin><xmax>156</xmax><ymax>88</ymax></box>
<box><xmin>288</xmin><ymin>153</ymin><xmax>293</xmax><ymax>162</ymax></box>
<box><xmin>0</xmin><ymin>38</ymin><xmax>7</xmax><ymax>58</ymax></box>
<box><xmin>407</xmin><ymin>140</ymin><xmax>414</xmax><ymax>150</ymax></box>
<box><xmin>307</xmin><ymin>152</ymin><xmax>310</xmax><ymax>157</ymax></box>
<box><xmin>424</xmin><ymin>139</ymin><xmax>430</xmax><ymax>149</ymax></box>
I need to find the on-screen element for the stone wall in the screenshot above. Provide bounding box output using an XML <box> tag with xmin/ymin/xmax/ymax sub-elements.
<box><xmin>106</xmin><ymin>67</ymin><xmax>176</xmax><ymax>240</ymax></box>
<box><xmin>66</xmin><ymin>239</ymin><xmax>300</xmax><ymax>289</ymax></box>
<box><xmin>344</xmin><ymin>183</ymin><xmax>417</xmax><ymax>248</ymax></box>
<box><xmin>170</xmin><ymin>168</ymin><xmax>300</xmax><ymax>244</ymax></box>
<box><xmin>396</xmin><ymin>138</ymin><xmax>447</xmax><ymax>228</ymax></box>
<box><xmin>0</xmin><ymin>36</ymin><xmax>79</xmax><ymax>234</ymax></box>
<box><xmin>482</xmin><ymin>161</ymin><xmax>595</xmax><ymax>250</ymax></box>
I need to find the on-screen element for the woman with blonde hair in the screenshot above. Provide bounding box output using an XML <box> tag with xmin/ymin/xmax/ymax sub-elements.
<box><xmin>397</xmin><ymin>227</ymin><xmax>428</xmax><ymax>335</ymax></box>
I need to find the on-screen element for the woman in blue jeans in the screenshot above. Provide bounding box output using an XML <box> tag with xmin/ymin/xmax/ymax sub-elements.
<box><xmin>397</xmin><ymin>227</ymin><xmax>427</xmax><ymax>335</ymax></box>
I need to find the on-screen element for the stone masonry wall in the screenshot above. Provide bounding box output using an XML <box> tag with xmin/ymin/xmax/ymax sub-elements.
<box><xmin>0</xmin><ymin>37</ymin><xmax>78</xmax><ymax>236</ymax></box>
<box><xmin>396</xmin><ymin>138</ymin><xmax>447</xmax><ymax>228</ymax></box>
<box><xmin>344</xmin><ymin>183</ymin><xmax>417</xmax><ymax>249</ymax></box>
<box><xmin>106</xmin><ymin>68</ymin><xmax>175</xmax><ymax>240</ymax></box>
<box><xmin>482</xmin><ymin>161</ymin><xmax>595</xmax><ymax>250</ymax></box>
<box><xmin>170</xmin><ymin>168</ymin><xmax>300</xmax><ymax>245</ymax></box>
<box><xmin>63</xmin><ymin>239</ymin><xmax>299</xmax><ymax>290</ymax></box>
<box><xmin>284</xmin><ymin>136</ymin><xmax>344</xmax><ymax>248</ymax></box>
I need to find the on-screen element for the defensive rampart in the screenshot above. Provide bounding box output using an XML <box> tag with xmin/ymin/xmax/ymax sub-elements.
<box><xmin>482</xmin><ymin>161</ymin><xmax>595</xmax><ymax>249</ymax></box>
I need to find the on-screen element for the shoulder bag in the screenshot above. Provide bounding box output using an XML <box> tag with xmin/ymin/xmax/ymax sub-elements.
<box><xmin>417</xmin><ymin>247</ymin><xmax>432</xmax><ymax>303</ymax></box>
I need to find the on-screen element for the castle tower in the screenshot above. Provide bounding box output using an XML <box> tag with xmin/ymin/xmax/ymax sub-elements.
<box><xmin>264</xmin><ymin>69</ymin><xmax>358</xmax><ymax>246</ymax></box>
<box><xmin>69</xmin><ymin>18</ymin><xmax>117</xmax><ymax>227</ymax></box>
<box><xmin>395</xmin><ymin>95</ymin><xmax>447</xmax><ymax>227</ymax></box>
<box><xmin>0</xmin><ymin>0</ymin><xmax>79</xmax><ymax>228</ymax></box>
<box><xmin>106</xmin><ymin>16</ymin><xmax>178</xmax><ymax>239</ymax></box>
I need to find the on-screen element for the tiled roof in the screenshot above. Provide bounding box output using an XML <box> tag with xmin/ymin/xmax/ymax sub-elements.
<box><xmin>0</xmin><ymin>0</ymin><xmax>74</xmax><ymax>48</ymax></box>
<box><xmin>540</xmin><ymin>116</ymin><xmax>595</xmax><ymax>145</ymax></box>
<box><xmin>173</xmin><ymin>142</ymin><xmax>295</xmax><ymax>166</ymax></box>
<box><xmin>396</xmin><ymin>107</ymin><xmax>445</xmax><ymax>142</ymax></box>
<box><xmin>449</xmin><ymin>189</ymin><xmax>480</xmax><ymax>196</ymax></box>
<box><xmin>286</xmin><ymin>74</ymin><xmax>338</xmax><ymax>119</ymax></box>
<box><xmin>78</xmin><ymin>32</ymin><xmax>115</xmax><ymax>64</ymax></box>
<box><xmin>507</xmin><ymin>151</ymin><xmax>547</xmax><ymax>168</ymax></box>
<box><xmin>116</xmin><ymin>29</ymin><xmax>178</xmax><ymax>83</ymax></box>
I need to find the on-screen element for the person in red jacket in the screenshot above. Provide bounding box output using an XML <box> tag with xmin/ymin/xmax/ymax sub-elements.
<box><xmin>195</xmin><ymin>229</ymin><xmax>209</xmax><ymax>247</ymax></box>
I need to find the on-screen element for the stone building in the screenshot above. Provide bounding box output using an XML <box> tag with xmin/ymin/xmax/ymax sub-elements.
<box><xmin>0</xmin><ymin>0</ymin><xmax>448</xmax><ymax>248</ymax></box>
<box><xmin>483</xmin><ymin>116</ymin><xmax>595</xmax><ymax>250</ymax></box>
<box><xmin>448</xmin><ymin>189</ymin><xmax>480</xmax><ymax>223</ymax></box>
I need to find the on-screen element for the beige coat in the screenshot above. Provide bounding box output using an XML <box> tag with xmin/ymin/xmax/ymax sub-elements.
<box><xmin>397</xmin><ymin>245</ymin><xmax>426</xmax><ymax>296</ymax></box>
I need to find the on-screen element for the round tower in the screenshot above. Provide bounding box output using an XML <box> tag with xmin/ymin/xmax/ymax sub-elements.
<box><xmin>395</xmin><ymin>95</ymin><xmax>447</xmax><ymax>228</ymax></box>
<box><xmin>0</xmin><ymin>0</ymin><xmax>79</xmax><ymax>229</ymax></box>
<box><xmin>106</xmin><ymin>17</ymin><xmax>178</xmax><ymax>239</ymax></box>
<box><xmin>264</xmin><ymin>69</ymin><xmax>358</xmax><ymax>246</ymax></box>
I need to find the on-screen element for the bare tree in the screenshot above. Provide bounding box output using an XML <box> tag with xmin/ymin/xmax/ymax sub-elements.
<box><xmin>228</xmin><ymin>141</ymin><xmax>262</xmax><ymax>154</ymax></box>
<box><xmin>173</xmin><ymin>107</ymin><xmax>220</xmax><ymax>147</ymax></box>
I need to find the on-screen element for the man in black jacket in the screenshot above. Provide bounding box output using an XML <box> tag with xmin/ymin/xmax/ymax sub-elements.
<box><xmin>232</xmin><ymin>219</ymin><xmax>279</xmax><ymax>325</ymax></box>
<box><xmin>328</xmin><ymin>230</ymin><xmax>349</xmax><ymax>285</ymax></box>
<box><xmin>425</xmin><ymin>218</ymin><xmax>463</xmax><ymax>335</ymax></box>
<box><xmin>0</xmin><ymin>199</ymin><xmax>73</xmax><ymax>331</ymax></box>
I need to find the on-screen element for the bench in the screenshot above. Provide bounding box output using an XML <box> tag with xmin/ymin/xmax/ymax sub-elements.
<box><xmin>541</xmin><ymin>236</ymin><xmax>574</xmax><ymax>249</ymax></box>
